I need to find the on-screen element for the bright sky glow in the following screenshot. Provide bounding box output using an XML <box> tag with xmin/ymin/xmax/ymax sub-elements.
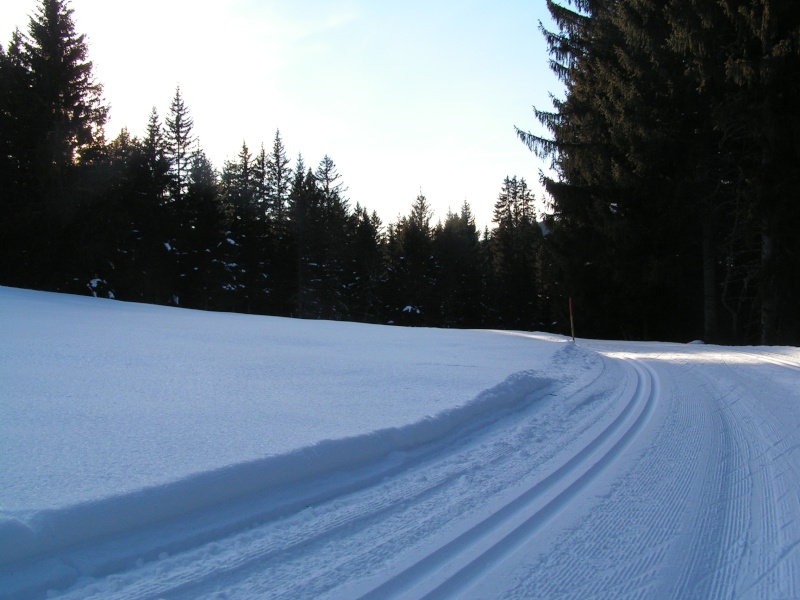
<box><xmin>1</xmin><ymin>0</ymin><xmax>560</xmax><ymax>228</ymax></box>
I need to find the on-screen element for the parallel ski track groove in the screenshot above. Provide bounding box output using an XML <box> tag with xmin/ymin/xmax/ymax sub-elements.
<box><xmin>353</xmin><ymin>358</ymin><xmax>658</xmax><ymax>599</ymax></box>
<box><xmin>516</xmin><ymin>358</ymin><xmax>707</xmax><ymax>599</ymax></box>
<box><xmin>170</xmin><ymin>355</ymin><xmax>619</xmax><ymax>599</ymax></box>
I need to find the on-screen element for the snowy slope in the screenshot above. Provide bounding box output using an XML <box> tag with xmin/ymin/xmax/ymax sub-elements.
<box><xmin>1</xmin><ymin>287</ymin><xmax>799</xmax><ymax>599</ymax></box>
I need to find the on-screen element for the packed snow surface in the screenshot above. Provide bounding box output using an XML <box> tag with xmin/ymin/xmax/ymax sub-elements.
<box><xmin>1</xmin><ymin>286</ymin><xmax>800</xmax><ymax>599</ymax></box>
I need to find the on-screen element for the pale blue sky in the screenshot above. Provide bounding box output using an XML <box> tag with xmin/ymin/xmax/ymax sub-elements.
<box><xmin>1</xmin><ymin>0</ymin><xmax>560</xmax><ymax>228</ymax></box>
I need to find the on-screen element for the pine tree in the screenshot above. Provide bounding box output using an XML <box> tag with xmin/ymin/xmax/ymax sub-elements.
<box><xmin>347</xmin><ymin>205</ymin><xmax>385</xmax><ymax>323</ymax></box>
<box><xmin>221</xmin><ymin>140</ymin><xmax>271</xmax><ymax>312</ymax></box>
<box><xmin>180</xmin><ymin>147</ymin><xmax>234</xmax><ymax>310</ymax></box>
<box><xmin>165</xmin><ymin>86</ymin><xmax>196</xmax><ymax>203</ymax></box>
<box><xmin>518</xmin><ymin>0</ymin><xmax>712</xmax><ymax>341</ymax></box>
<box><xmin>22</xmin><ymin>0</ymin><xmax>108</xmax><ymax>204</ymax></box>
<box><xmin>252</xmin><ymin>143</ymin><xmax>268</xmax><ymax>210</ymax></box>
<box><xmin>0</xmin><ymin>30</ymin><xmax>35</xmax><ymax>285</ymax></box>
<box><xmin>222</xmin><ymin>141</ymin><xmax>256</xmax><ymax>213</ymax></box>
<box><xmin>141</xmin><ymin>108</ymin><xmax>171</xmax><ymax>204</ymax></box>
<box><xmin>0</xmin><ymin>1</ymin><xmax>108</xmax><ymax>289</ymax></box>
<box><xmin>434</xmin><ymin>199</ymin><xmax>484</xmax><ymax>327</ymax></box>
<box><xmin>287</xmin><ymin>154</ymin><xmax>324</xmax><ymax>317</ymax></box>
<box><xmin>104</xmin><ymin>118</ymin><xmax>171</xmax><ymax>305</ymax></box>
<box><xmin>386</xmin><ymin>193</ymin><xmax>437</xmax><ymax>325</ymax></box>
<box><xmin>314</xmin><ymin>155</ymin><xmax>351</xmax><ymax>318</ymax></box>
<box><xmin>517</xmin><ymin>1</ymin><xmax>623</xmax><ymax>339</ymax></box>
<box><xmin>490</xmin><ymin>177</ymin><xmax>543</xmax><ymax>330</ymax></box>
<box><xmin>266</xmin><ymin>129</ymin><xmax>292</xmax><ymax>225</ymax></box>
<box><xmin>259</xmin><ymin>132</ymin><xmax>293</xmax><ymax>314</ymax></box>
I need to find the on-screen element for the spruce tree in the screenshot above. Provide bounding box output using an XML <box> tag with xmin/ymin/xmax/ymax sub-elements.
<box><xmin>490</xmin><ymin>177</ymin><xmax>542</xmax><ymax>330</ymax></box>
<box><xmin>222</xmin><ymin>141</ymin><xmax>256</xmax><ymax>213</ymax></box>
<box><xmin>287</xmin><ymin>155</ymin><xmax>324</xmax><ymax>317</ymax></box>
<box><xmin>313</xmin><ymin>155</ymin><xmax>350</xmax><ymax>319</ymax></box>
<box><xmin>0</xmin><ymin>0</ymin><xmax>107</xmax><ymax>289</ymax></box>
<box><xmin>0</xmin><ymin>30</ymin><xmax>35</xmax><ymax>285</ymax></box>
<box><xmin>221</xmin><ymin>140</ymin><xmax>271</xmax><ymax>313</ymax></box>
<box><xmin>386</xmin><ymin>193</ymin><xmax>437</xmax><ymax>325</ymax></box>
<box><xmin>180</xmin><ymin>147</ymin><xmax>234</xmax><ymax>310</ymax></box>
<box><xmin>22</xmin><ymin>0</ymin><xmax>108</xmax><ymax>204</ymax></box>
<box><xmin>266</xmin><ymin>129</ymin><xmax>292</xmax><ymax>225</ymax></box>
<box><xmin>434</xmin><ymin>199</ymin><xmax>484</xmax><ymax>327</ymax></box>
<box><xmin>347</xmin><ymin>205</ymin><xmax>385</xmax><ymax>323</ymax></box>
<box><xmin>165</xmin><ymin>86</ymin><xmax>196</xmax><ymax>203</ymax></box>
<box><xmin>252</xmin><ymin>143</ymin><xmax>268</xmax><ymax>210</ymax></box>
<box><xmin>519</xmin><ymin>0</ymin><xmax>711</xmax><ymax>340</ymax></box>
<box><xmin>141</xmin><ymin>108</ymin><xmax>171</xmax><ymax>204</ymax></box>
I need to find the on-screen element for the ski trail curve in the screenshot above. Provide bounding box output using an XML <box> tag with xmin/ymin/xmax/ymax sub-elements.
<box><xmin>708</xmin><ymin>354</ymin><xmax>800</xmax><ymax>599</ymax></box>
<box><xmin>347</xmin><ymin>358</ymin><xmax>658</xmax><ymax>599</ymax></box>
<box><xmin>19</xmin><ymin>344</ymin><xmax>798</xmax><ymax>599</ymax></box>
<box><xmin>505</xmin><ymin>343</ymin><xmax>800</xmax><ymax>600</ymax></box>
<box><xmin>661</xmin><ymin>351</ymin><xmax>800</xmax><ymax>599</ymax></box>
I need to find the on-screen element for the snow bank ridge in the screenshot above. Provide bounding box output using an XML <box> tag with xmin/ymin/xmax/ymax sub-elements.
<box><xmin>0</xmin><ymin>370</ymin><xmax>556</xmax><ymax>569</ymax></box>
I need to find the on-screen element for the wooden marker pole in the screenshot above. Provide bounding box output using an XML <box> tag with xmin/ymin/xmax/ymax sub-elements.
<box><xmin>569</xmin><ymin>297</ymin><xmax>576</xmax><ymax>342</ymax></box>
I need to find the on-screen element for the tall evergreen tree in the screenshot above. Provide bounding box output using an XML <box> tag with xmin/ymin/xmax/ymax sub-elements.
<box><xmin>165</xmin><ymin>86</ymin><xmax>195</xmax><ymax>203</ymax></box>
<box><xmin>265</xmin><ymin>129</ymin><xmax>292</xmax><ymax>225</ymax></box>
<box><xmin>222</xmin><ymin>141</ymin><xmax>256</xmax><ymax>213</ymax></box>
<box><xmin>287</xmin><ymin>154</ymin><xmax>324</xmax><ymax>317</ymax></box>
<box><xmin>179</xmin><ymin>147</ymin><xmax>234</xmax><ymax>310</ymax></box>
<box><xmin>221</xmin><ymin>140</ymin><xmax>270</xmax><ymax>312</ymax></box>
<box><xmin>140</xmin><ymin>107</ymin><xmax>171</xmax><ymax>204</ymax></box>
<box><xmin>0</xmin><ymin>0</ymin><xmax>108</xmax><ymax>290</ymax></box>
<box><xmin>521</xmin><ymin>0</ymin><xmax>800</xmax><ymax>343</ymax></box>
<box><xmin>22</xmin><ymin>0</ymin><xmax>108</xmax><ymax>205</ymax></box>
<box><xmin>260</xmin><ymin>132</ymin><xmax>293</xmax><ymax>314</ymax></box>
<box><xmin>108</xmin><ymin>117</ymin><xmax>172</xmax><ymax>304</ymax></box>
<box><xmin>252</xmin><ymin>143</ymin><xmax>268</xmax><ymax>210</ymax></box>
<box><xmin>434</xmin><ymin>199</ymin><xmax>484</xmax><ymax>327</ymax></box>
<box><xmin>386</xmin><ymin>193</ymin><xmax>438</xmax><ymax>325</ymax></box>
<box><xmin>347</xmin><ymin>205</ymin><xmax>385</xmax><ymax>323</ymax></box>
<box><xmin>313</xmin><ymin>155</ymin><xmax>351</xmax><ymax>318</ymax></box>
<box><xmin>519</xmin><ymin>0</ymin><xmax>716</xmax><ymax>341</ymax></box>
<box><xmin>489</xmin><ymin>177</ymin><xmax>543</xmax><ymax>330</ymax></box>
<box><xmin>0</xmin><ymin>30</ymin><xmax>35</xmax><ymax>285</ymax></box>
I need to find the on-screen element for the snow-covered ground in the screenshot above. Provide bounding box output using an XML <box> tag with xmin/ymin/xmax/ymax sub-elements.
<box><xmin>1</xmin><ymin>286</ymin><xmax>799</xmax><ymax>599</ymax></box>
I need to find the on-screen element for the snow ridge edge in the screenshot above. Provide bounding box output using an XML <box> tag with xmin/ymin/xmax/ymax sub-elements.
<box><xmin>0</xmin><ymin>367</ymin><xmax>565</xmax><ymax>570</ymax></box>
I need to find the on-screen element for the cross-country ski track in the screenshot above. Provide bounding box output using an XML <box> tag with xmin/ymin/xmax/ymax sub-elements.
<box><xmin>2</xmin><ymin>290</ymin><xmax>800</xmax><ymax>599</ymax></box>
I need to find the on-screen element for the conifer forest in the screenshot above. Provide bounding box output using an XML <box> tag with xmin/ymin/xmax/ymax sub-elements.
<box><xmin>1</xmin><ymin>0</ymin><xmax>798</xmax><ymax>344</ymax></box>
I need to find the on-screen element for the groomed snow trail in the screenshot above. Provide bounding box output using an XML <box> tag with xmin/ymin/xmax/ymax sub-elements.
<box><xmin>4</xmin><ymin>341</ymin><xmax>800</xmax><ymax>599</ymax></box>
<box><xmin>486</xmin><ymin>342</ymin><xmax>800</xmax><ymax>600</ymax></box>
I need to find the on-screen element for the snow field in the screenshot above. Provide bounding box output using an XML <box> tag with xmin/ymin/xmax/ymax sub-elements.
<box><xmin>0</xmin><ymin>286</ymin><xmax>568</xmax><ymax>597</ymax></box>
<box><xmin>3</xmin><ymin>287</ymin><xmax>800</xmax><ymax>599</ymax></box>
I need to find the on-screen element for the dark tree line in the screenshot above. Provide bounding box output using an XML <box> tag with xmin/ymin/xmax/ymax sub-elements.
<box><xmin>10</xmin><ymin>0</ymin><xmax>792</xmax><ymax>343</ymax></box>
<box><xmin>519</xmin><ymin>0</ymin><xmax>800</xmax><ymax>344</ymax></box>
<box><xmin>0</xmin><ymin>0</ymin><xmax>552</xmax><ymax>331</ymax></box>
